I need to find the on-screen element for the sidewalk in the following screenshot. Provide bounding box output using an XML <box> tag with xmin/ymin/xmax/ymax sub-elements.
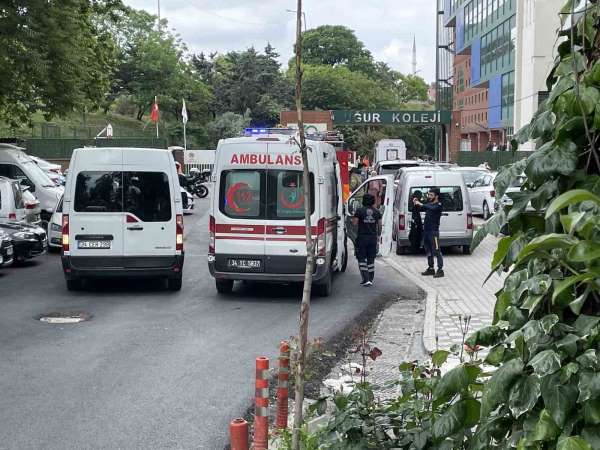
<box><xmin>385</xmin><ymin>228</ymin><xmax>502</xmax><ymax>353</ymax></box>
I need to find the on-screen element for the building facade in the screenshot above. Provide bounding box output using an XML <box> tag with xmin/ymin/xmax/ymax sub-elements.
<box><xmin>437</xmin><ymin>0</ymin><xmax>563</xmax><ymax>161</ymax></box>
<box><xmin>514</xmin><ymin>0</ymin><xmax>564</xmax><ymax>150</ymax></box>
<box><xmin>439</xmin><ymin>0</ymin><xmax>517</xmax><ymax>161</ymax></box>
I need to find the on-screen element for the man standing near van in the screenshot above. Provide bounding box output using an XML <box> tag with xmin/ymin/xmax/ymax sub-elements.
<box><xmin>352</xmin><ymin>193</ymin><xmax>382</xmax><ymax>287</ymax></box>
<box><xmin>413</xmin><ymin>188</ymin><xmax>444</xmax><ymax>278</ymax></box>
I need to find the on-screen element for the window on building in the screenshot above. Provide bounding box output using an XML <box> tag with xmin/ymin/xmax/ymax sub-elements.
<box><xmin>501</xmin><ymin>71</ymin><xmax>515</xmax><ymax>123</ymax></box>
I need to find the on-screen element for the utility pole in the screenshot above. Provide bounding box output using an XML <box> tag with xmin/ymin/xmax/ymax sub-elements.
<box><xmin>157</xmin><ymin>0</ymin><xmax>161</xmax><ymax>24</ymax></box>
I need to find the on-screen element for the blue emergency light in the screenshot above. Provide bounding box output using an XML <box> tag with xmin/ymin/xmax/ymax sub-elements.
<box><xmin>244</xmin><ymin>128</ymin><xmax>296</xmax><ymax>137</ymax></box>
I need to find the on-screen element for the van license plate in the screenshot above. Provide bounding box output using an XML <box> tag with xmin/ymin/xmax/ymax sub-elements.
<box><xmin>227</xmin><ymin>259</ymin><xmax>261</xmax><ymax>270</ymax></box>
<box><xmin>78</xmin><ymin>240</ymin><xmax>111</xmax><ymax>249</ymax></box>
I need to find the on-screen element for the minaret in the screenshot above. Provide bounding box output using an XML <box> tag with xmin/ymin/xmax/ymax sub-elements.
<box><xmin>412</xmin><ymin>36</ymin><xmax>417</xmax><ymax>76</ymax></box>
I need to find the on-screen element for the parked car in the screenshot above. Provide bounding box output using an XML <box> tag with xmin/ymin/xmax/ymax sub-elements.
<box><xmin>48</xmin><ymin>195</ymin><xmax>63</xmax><ymax>251</ymax></box>
<box><xmin>0</xmin><ymin>229</ymin><xmax>14</xmax><ymax>267</ymax></box>
<box><xmin>450</xmin><ymin>166</ymin><xmax>491</xmax><ymax>187</ymax></box>
<box><xmin>393</xmin><ymin>169</ymin><xmax>473</xmax><ymax>255</ymax></box>
<box><xmin>31</xmin><ymin>156</ymin><xmax>65</xmax><ymax>186</ymax></box>
<box><xmin>0</xmin><ymin>144</ymin><xmax>63</xmax><ymax>225</ymax></box>
<box><xmin>374</xmin><ymin>159</ymin><xmax>424</xmax><ymax>176</ymax></box>
<box><xmin>468</xmin><ymin>172</ymin><xmax>497</xmax><ymax>220</ymax></box>
<box><xmin>0</xmin><ymin>176</ymin><xmax>41</xmax><ymax>225</ymax></box>
<box><xmin>0</xmin><ymin>221</ymin><xmax>47</xmax><ymax>264</ymax></box>
<box><xmin>62</xmin><ymin>147</ymin><xmax>185</xmax><ymax>291</ymax></box>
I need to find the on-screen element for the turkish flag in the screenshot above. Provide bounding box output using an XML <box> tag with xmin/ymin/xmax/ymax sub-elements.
<box><xmin>150</xmin><ymin>101</ymin><xmax>159</xmax><ymax>123</ymax></box>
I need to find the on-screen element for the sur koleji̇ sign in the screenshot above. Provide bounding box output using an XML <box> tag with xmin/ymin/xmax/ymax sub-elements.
<box><xmin>332</xmin><ymin>110</ymin><xmax>451</xmax><ymax>126</ymax></box>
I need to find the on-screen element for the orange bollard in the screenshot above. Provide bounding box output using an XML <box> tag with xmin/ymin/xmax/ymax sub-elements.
<box><xmin>254</xmin><ymin>356</ymin><xmax>269</xmax><ymax>450</ymax></box>
<box><xmin>276</xmin><ymin>341</ymin><xmax>290</xmax><ymax>429</ymax></box>
<box><xmin>229</xmin><ymin>418</ymin><xmax>249</xmax><ymax>450</ymax></box>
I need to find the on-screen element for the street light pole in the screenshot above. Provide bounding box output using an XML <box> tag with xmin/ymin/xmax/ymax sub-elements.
<box><xmin>286</xmin><ymin>9</ymin><xmax>307</xmax><ymax>31</ymax></box>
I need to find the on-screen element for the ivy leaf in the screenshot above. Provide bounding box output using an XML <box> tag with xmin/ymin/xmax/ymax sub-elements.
<box><xmin>431</xmin><ymin>350</ymin><xmax>450</xmax><ymax>368</ymax></box>
<box><xmin>582</xmin><ymin>427</ymin><xmax>600</xmax><ymax>449</ymax></box>
<box><xmin>546</xmin><ymin>189</ymin><xmax>600</xmax><ymax>218</ymax></box>
<box><xmin>432</xmin><ymin>399</ymin><xmax>481</xmax><ymax>440</ymax></box>
<box><xmin>481</xmin><ymin>358</ymin><xmax>523</xmax><ymax>417</ymax></box>
<box><xmin>541</xmin><ymin>372</ymin><xmax>578</xmax><ymax>427</ymax></box>
<box><xmin>491</xmin><ymin>234</ymin><xmax>518</xmax><ymax>272</ymax></box>
<box><xmin>574</xmin><ymin>315</ymin><xmax>600</xmax><ymax>336</ymax></box>
<box><xmin>556</xmin><ymin>334</ymin><xmax>580</xmax><ymax>358</ymax></box>
<box><xmin>495</xmin><ymin>159</ymin><xmax>528</xmax><ymax>201</ymax></box>
<box><xmin>560</xmin><ymin>362</ymin><xmax>580</xmax><ymax>384</ymax></box>
<box><xmin>509</xmin><ymin>376</ymin><xmax>541</xmax><ymax>418</ymax></box>
<box><xmin>532</xmin><ymin>409</ymin><xmax>561</xmax><ymax>441</ymax></box>
<box><xmin>529</xmin><ymin>350</ymin><xmax>561</xmax><ymax>376</ymax></box>
<box><xmin>526</xmin><ymin>139</ymin><xmax>578</xmax><ymax>185</ymax></box>
<box><xmin>576</xmin><ymin>349</ymin><xmax>599</xmax><ymax>370</ymax></box>
<box><xmin>548</xmin><ymin>77</ymin><xmax>575</xmax><ymax>103</ymax></box>
<box><xmin>580</xmin><ymin>86</ymin><xmax>600</xmax><ymax>115</ymax></box>
<box><xmin>578</xmin><ymin>371</ymin><xmax>600</xmax><ymax>403</ymax></box>
<box><xmin>530</xmin><ymin>110</ymin><xmax>556</xmax><ymax>138</ymax></box>
<box><xmin>556</xmin><ymin>436</ymin><xmax>592</xmax><ymax>450</ymax></box>
<box><xmin>466</xmin><ymin>326</ymin><xmax>502</xmax><ymax>348</ymax></box>
<box><xmin>517</xmin><ymin>234</ymin><xmax>578</xmax><ymax>265</ymax></box>
<box><xmin>540</xmin><ymin>314</ymin><xmax>559</xmax><ymax>333</ymax></box>
<box><xmin>432</xmin><ymin>364</ymin><xmax>470</xmax><ymax>405</ymax></box>
<box><xmin>568</xmin><ymin>241</ymin><xmax>600</xmax><ymax>263</ymax></box>
<box><xmin>584</xmin><ymin>399</ymin><xmax>600</xmax><ymax>426</ymax></box>
<box><xmin>485</xmin><ymin>345</ymin><xmax>506</xmax><ymax>366</ymax></box>
<box><xmin>553</xmin><ymin>273</ymin><xmax>596</xmax><ymax>304</ymax></box>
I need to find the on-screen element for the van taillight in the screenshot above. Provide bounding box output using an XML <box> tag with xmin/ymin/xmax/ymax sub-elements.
<box><xmin>316</xmin><ymin>218</ymin><xmax>326</xmax><ymax>257</ymax></box>
<box><xmin>467</xmin><ymin>213</ymin><xmax>474</xmax><ymax>230</ymax></box>
<box><xmin>176</xmin><ymin>214</ymin><xmax>184</xmax><ymax>252</ymax></box>
<box><xmin>490</xmin><ymin>190</ymin><xmax>496</xmax><ymax>198</ymax></box>
<box><xmin>62</xmin><ymin>214</ymin><xmax>70</xmax><ymax>252</ymax></box>
<box><xmin>208</xmin><ymin>215</ymin><xmax>215</xmax><ymax>255</ymax></box>
<box><xmin>25</xmin><ymin>202</ymin><xmax>37</xmax><ymax>210</ymax></box>
<box><xmin>8</xmin><ymin>213</ymin><xmax>16</xmax><ymax>220</ymax></box>
<box><xmin>398</xmin><ymin>214</ymin><xmax>406</xmax><ymax>231</ymax></box>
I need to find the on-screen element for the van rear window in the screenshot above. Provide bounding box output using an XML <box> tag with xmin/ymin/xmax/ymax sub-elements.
<box><xmin>408</xmin><ymin>186</ymin><xmax>463</xmax><ymax>212</ymax></box>
<box><xmin>74</xmin><ymin>171</ymin><xmax>171</xmax><ymax>221</ymax></box>
<box><xmin>219</xmin><ymin>169</ymin><xmax>314</xmax><ymax>220</ymax></box>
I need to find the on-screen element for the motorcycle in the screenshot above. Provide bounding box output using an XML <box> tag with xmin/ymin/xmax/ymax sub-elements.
<box><xmin>179</xmin><ymin>168</ymin><xmax>210</xmax><ymax>199</ymax></box>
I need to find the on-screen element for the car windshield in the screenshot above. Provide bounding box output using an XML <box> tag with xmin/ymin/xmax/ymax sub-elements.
<box><xmin>408</xmin><ymin>186</ymin><xmax>464</xmax><ymax>212</ymax></box>
<box><xmin>23</xmin><ymin>160</ymin><xmax>55</xmax><ymax>188</ymax></box>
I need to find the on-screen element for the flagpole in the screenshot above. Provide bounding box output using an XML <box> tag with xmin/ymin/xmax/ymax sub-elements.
<box><xmin>183</xmin><ymin>122</ymin><xmax>187</xmax><ymax>150</ymax></box>
<box><xmin>155</xmin><ymin>96</ymin><xmax>159</xmax><ymax>139</ymax></box>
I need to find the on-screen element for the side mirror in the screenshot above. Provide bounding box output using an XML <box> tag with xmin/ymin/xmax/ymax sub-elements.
<box><xmin>347</xmin><ymin>198</ymin><xmax>360</xmax><ymax>216</ymax></box>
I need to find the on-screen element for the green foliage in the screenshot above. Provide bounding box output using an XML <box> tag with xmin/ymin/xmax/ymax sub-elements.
<box><xmin>0</xmin><ymin>0</ymin><xmax>119</xmax><ymax>125</ymax></box>
<box><xmin>296</xmin><ymin>2</ymin><xmax>600</xmax><ymax>448</ymax></box>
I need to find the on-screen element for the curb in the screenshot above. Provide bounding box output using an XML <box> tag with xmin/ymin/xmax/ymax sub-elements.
<box><xmin>383</xmin><ymin>257</ymin><xmax>438</xmax><ymax>354</ymax></box>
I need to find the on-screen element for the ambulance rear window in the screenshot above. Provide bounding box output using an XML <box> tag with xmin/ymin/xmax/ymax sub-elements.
<box><xmin>220</xmin><ymin>170</ymin><xmax>263</xmax><ymax>219</ymax></box>
<box><xmin>267</xmin><ymin>170</ymin><xmax>314</xmax><ymax>220</ymax></box>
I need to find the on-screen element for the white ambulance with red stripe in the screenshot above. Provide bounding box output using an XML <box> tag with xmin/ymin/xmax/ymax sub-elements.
<box><xmin>208</xmin><ymin>129</ymin><xmax>348</xmax><ymax>296</ymax></box>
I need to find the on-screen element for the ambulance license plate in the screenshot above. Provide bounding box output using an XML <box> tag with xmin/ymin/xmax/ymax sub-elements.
<box><xmin>227</xmin><ymin>259</ymin><xmax>261</xmax><ymax>270</ymax></box>
<box><xmin>78</xmin><ymin>240</ymin><xmax>111</xmax><ymax>249</ymax></box>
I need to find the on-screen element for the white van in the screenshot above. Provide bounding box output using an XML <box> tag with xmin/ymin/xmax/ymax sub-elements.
<box><xmin>208</xmin><ymin>130</ymin><xmax>347</xmax><ymax>296</ymax></box>
<box><xmin>61</xmin><ymin>147</ymin><xmax>184</xmax><ymax>291</ymax></box>
<box><xmin>393</xmin><ymin>169</ymin><xmax>473</xmax><ymax>255</ymax></box>
<box><xmin>0</xmin><ymin>144</ymin><xmax>63</xmax><ymax>224</ymax></box>
<box><xmin>345</xmin><ymin>174</ymin><xmax>395</xmax><ymax>257</ymax></box>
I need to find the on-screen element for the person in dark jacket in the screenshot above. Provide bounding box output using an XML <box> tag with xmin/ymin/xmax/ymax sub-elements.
<box><xmin>352</xmin><ymin>193</ymin><xmax>382</xmax><ymax>287</ymax></box>
<box><xmin>413</xmin><ymin>187</ymin><xmax>444</xmax><ymax>278</ymax></box>
<box><xmin>409</xmin><ymin>190</ymin><xmax>424</xmax><ymax>253</ymax></box>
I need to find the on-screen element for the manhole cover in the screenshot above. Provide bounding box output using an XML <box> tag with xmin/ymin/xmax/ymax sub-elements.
<box><xmin>38</xmin><ymin>312</ymin><xmax>91</xmax><ymax>324</ymax></box>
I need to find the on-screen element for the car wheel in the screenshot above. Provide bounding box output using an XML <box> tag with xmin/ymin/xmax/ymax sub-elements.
<box><xmin>340</xmin><ymin>237</ymin><xmax>348</xmax><ymax>272</ymax></box>
<box><xmin>462</xmin><ymin>245</ymin><xmax>472</xmax><ymax>255</ymax></box>
<box><xmin>168</xmin><ymin>277</ymin><xmax>182</xmax><ymax>291</ymax></box>
<box><xmin>216</xmin><ymin>279</ymin><xmax>234</xmax><ymax>294</ymax></box>
<box><xmin>313</xmin><ymin>270</ymin><xmax>332</xmax><ymax>297</ymax></box>
<box><xmin>483</xmin><ymin>201</ymin><xmax>491</xmax><ymax>220</ymax></box>
<box><xmin>66</xmin><ymin>279</ymin><xmax>82</xmax><ymax>291</ymax></box>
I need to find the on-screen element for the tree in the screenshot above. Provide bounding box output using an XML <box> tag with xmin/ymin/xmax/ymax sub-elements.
<box><xmin>0</xmin><ymin>0</ymin><xmax>120</xmax><ymax>125</ymax></box>
<box><xmin>300</xmin><ymin>25</ymin><xmax>377</xmax><ymax>77</ymax></box>
<box><xmin>206</xmin><ymin>111</ymin><xmax>251</xmax><ymax>146</ymax></box>
<box><xmin>299</xmin><ymin>65</ymin><xmax>397</xmax><ymax>110</ymax></box>
<box><xmin>201</xmin><ymin>45</ymin><xmax>293</xmax><ymax>125</ymax></box>
<box><xmin>395</xmin><ymin>74</ymin><xmax>429</xmax><ymax>104</ymax></box>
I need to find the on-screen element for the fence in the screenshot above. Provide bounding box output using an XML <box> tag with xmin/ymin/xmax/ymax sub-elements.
<box><xmin>457</xmin><ymin>151</ymin><xmax>531</xmax><ymax>170</ymax></box>
<box><xmin>24</xmin><ymin>138</ymin><xmax>168</xmax><ymax>160</ymax></box>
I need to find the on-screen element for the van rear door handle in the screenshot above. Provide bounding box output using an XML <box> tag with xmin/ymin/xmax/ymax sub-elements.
<box><xmin>127</xmin><ymin>225</ymin><xmax>144</xmax><ymax>231</ymax></box>
<box><xmin>272</xmin><ymin>227</ymin><xmax>286</xmax><ymax>235</ymax></box>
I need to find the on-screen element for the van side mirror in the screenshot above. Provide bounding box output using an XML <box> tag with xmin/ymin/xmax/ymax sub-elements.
<box><xmin>347</xmin><ymin>198</ymin><xmax>361</xmax><ymax>216</ymax></box>
<box><xmin>19</xmin><ymin>178</ymin><xmax>34</xmax><ymax>192</ymax></box>
<box><xmin>466</xmin><ymin>182</ymin><xmax>474</xmax><ymax>188</ymax></box>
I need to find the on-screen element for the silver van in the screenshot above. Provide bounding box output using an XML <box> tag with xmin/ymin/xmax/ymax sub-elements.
<box><xmin>0</xmin><ymin>144</ymin><xmax>63</xmax><ymax>225</ymax></box>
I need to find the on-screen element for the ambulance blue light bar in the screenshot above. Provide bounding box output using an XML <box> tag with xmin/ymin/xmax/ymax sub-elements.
<box><xmin>244</xmin><ymin>128</ymin><xmax>296</xmax><ymax>136</ymax></box>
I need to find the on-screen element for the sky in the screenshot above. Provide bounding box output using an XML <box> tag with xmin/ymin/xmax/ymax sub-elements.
<box><xmin>122</xmin><ymin>1</ymin><xmax>437</xmax><ymax>82</ymax></box>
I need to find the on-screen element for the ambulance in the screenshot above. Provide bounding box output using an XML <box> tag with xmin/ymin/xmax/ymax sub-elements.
<box><xmin>208</xmin><ymin>129</ymin><xmax>348</xmax><ymax>297</ymax></box>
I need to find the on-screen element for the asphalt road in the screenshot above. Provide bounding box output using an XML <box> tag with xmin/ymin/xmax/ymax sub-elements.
<box><xmin>0</xmin><ymin>199</ymin><xmax>416</xmax><ymax>450</ymax></box>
